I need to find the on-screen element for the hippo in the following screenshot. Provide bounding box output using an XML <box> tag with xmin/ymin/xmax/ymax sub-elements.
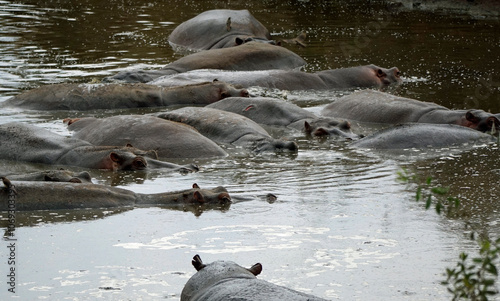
<box><xmin>0</xmin><ymin>122</ymin><xmax>198</xmax><ymax>172</ymax></box>
<box><xmin>149</xmin><ymin>64</ymin><xmax>401</xmax><ymax>91</ymax></box>
<box><xmin>66</xmin><ymin>115</ymin><xmax>228</xmax><ymax>159</ymax></box>
<box><xmin>351</xmin><ymin>123</ymin><xmax>496</xmax><ymax>149</ymax></box>
<box><xmin>206</xmin><ymin>96</ymin><xmax>358</xmax><ymax>138</ymax></box>
<box><xmin>2</xmin><ymin>81</ymin><xmax>248</xmax><ymax>111</ymax></box>
<box><xmin>0</xmin><ymin>180</ymin><xmax>230</xmax><ymax>211</ymax></box>
<box><xmin>2</xmin><ymin>169</ymin><xmax>92</xmax><ymax>183</ymax></box>
<box><xmin>154</xmin><ymin>107</ymin><xmax>298</xmax><ymax>153</ymax></box>
<box><xmin>181</xmin><ymin>255</ymin><xmax>328</xmax><ymax>301</ymax></box>
<box><xmin>105</xmin><ymin>42</ymin><xmax>306</xmax><ymax>83</ymax></box>
<box><xmin>168</xmin><ymin>9</ymin><xmax>275</xmax><ymax>51</ymax></box>
<box><xmin>322</xmin><ymin>90</ymin><xmax>500</xmax><ymax>132</ymax></box>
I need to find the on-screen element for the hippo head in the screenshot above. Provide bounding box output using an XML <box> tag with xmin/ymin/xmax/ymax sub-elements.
<box><xmin>369</xmin><ymin>64</ymin><xmax>401</xmax><ymax>87</ymax></box>
<box><xmin>43</xmin><ymin>169</ymin><xmax>93</xmax><ymax>183</ymax></box>
<box><xmin>234</xmin><ymin>36</ymin><xmax>277</xmax><ymax>47</ymax></box>
<box><xmin>190</xmin><ymin>183</ymin><xmax>232</xmax><ymax>205</ymax></box>
<box><xmin>304</xmin><ymin>118</ymin><xmax>360</xmax><ymax>140</ymax></box>
<box><xmin>181</xmin><ymin>255</ymin><xmax>262</xmax><ymax>301</ymax></box>
<box><xmin>464</xmin><ymin>110</ymin><xmax>500</xmax><ymax>133</ymax></box>
<box><xmin>211</xmin><ymin>80</ymin><xmax>249</xmax><ymax>99</ymax></box>
<box><xmin>254</xmin><ymin>138</ymin><xmax>299</xmax><ymax>153</ymax></box>
<box><xmin>108</xmin><ymin>151</ymin><xmax>148</xmax><ymax>171</ymax></box>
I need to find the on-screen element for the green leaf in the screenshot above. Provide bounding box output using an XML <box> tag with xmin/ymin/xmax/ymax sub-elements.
<box><xmin>431</xmin><ymin>186</ymin><xmax>449</xmax><ymax>195</ymax></box>
<box><xmin>416</xmin><ymin>187</ymin><xmax>422</xmax><ymax>201</ymax></box>
<box><xmin>426</xmin><ymin>196</ymin><xmax>432</xmax><ymax>210</ymax></box>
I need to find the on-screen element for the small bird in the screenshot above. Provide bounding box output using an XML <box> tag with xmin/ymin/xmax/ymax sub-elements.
<box><xmin>226</xmin><ymin>17</ymin><xmax>231</xmax><ymax>32</ymax></box>
<box><xmin>1</xmin><ymin>177</ymin><xmax>12</xmax><ymax>188</ymax></box>
<box><xmin>1</xmin><ymin>177</ymin><xmax>17</xmax><ymax>195</ymax></box>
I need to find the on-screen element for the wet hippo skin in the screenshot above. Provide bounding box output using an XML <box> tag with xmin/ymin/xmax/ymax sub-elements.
<box><xmin>168</xmin><ymin>9</ymin><xmax>275</xmax><ymax>51</ymax></box>
<box><xmin>105</xmin><ymin>42</ymin><xmax>306</xmax><ymax>83</ymax></box>
<box><xmin>0</xmin><ymin>182</ymin><xmax>230</xmax><ymax>211</ymax></box>
<box><xmin>150</xmin><ymin>64</ymin><xmax>401</xmax><ymax>90</ymax></box>
<box><xmin>181</xmin><ymin>255</ymin><xmax>328</xmax><ymax>301</ymax></box>
<box><xmin>0</xmin><ymin>122</ymin><xmax>198</xmax><ymax>172</ymax></box>
<box><xmin>207</xmin><ymin>96</ymin><xmax>358</xmax><ymax>139</ymax></box>
<box><xmin>67</xmin><ymin>115</ymin><xmax>228</xmax><ymax>159</ymax></box>
<box><xmin>155</xmin><ymin>107</ymin><xmax>299</xmax><ymax>153</ymax></box>
<box><xmin>2</xmin><ymin>81</ymin><xmax>248</xmax><ymax>111</ymax></box>
<box><xmin>322</xmin><ymin>89</ymin><xmax>500</xmax><ymax>132</ymax></box>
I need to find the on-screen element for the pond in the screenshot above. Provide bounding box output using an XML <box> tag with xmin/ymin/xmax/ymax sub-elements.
<box><xmin>0</xmin><ymin>0</ymin><xmax>499</xmax><ymax>300</ymax></box>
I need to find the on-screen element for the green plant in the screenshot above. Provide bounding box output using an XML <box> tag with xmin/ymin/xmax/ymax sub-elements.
<box><xmin>396</xmin><ymin>169</ymin><xmax>460</xmax><ymax>215</ymax></box>
<box><xmin>397</xmin><ymin>169</ymin><xmax>499</xmax><ymax>300</ymax></box>
<box><xmin>442</xmin><ymin>238</ymin><xmax>500</xmax><ymax>300</ymax></box>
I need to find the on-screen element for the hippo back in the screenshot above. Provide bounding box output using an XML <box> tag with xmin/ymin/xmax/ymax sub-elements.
<box><xmin>168</xmin><ymin>9</ymin><xmax>272</xmax><ymax>51</ymax></box>
<box><xmin>207</xmin><ymin>96</ymin><xmax>317</xmax><ymax>126</ymax></box>
<box><xmin>352</xmin><ymin>123</ymin><xmax>496</xmax><ymax>149</ymax></box>
<box><xmin>68</xmin><ymin>115</ymin><xmax>228</xmax><ymax>159</ymax></box>
<box><xmin>322</xmin><ymin>89</ymin><xmax>446</xmax><ymax>124</ymax></box>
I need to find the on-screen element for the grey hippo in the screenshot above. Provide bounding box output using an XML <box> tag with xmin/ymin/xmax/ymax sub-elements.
<box><xmin>181</xmin><ymin>255</ymin><xmax>328</xmax><ymax>301</ymax></box>
<box><xmin>154</xmin><ymin>107</ymin><xmax>299</xmax><ymax>153</ymax></box>
<box><xmin>149</xmin><ymin>64</ymin><xmax>401</xmax><ymax>90</ymax></box>
<box><xmin>0</xmin><ymin>181</ymin><xmax>230</xmax><ymax>211</ymax></box>
<box><xmin>2</xmin><ymin>81</ymin><xmax>248</xmax><ymax>111</ymax></box>
<box><xmin>168</xmin><ymin>9</ymin><xmax>276</xmax><ymax>51</ymax></box>
<box><xmin>351</xmin><ymin>123</ymin><xmax>496</xmax><ymax>149</ymax></box>
<box><xmin>322</xmin><ymin>90</ymin><xmax>500</xmax><ymax>132</ymax></box>
<box><xmin>66</xmin><ymin>115</ymin><xmax>228</xmax><ymax>159</ymax></box>
<box><xmin>0</xmin><ymin>122</ymin><xmax>198</xmax><ymax>172</ymax></box>
<box><xmin>207</xmin><ymin>96</ymin><xmax>358</xmax><ymax>139</ymax></box>
<box><xmin>105</xmin><ymin>42</ymin><xmax>306</xmax><ymax>83</ymax></box>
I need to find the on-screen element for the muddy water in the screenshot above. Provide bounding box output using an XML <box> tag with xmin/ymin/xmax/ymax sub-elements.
<box><xmin>0</xmin><ymin>0</ymin><xmax>499</xmax><ymax>300</ymax></box>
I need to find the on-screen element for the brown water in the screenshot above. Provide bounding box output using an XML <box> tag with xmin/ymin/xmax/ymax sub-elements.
<box><xmin>0</xmin><ymin>0</ymin><xmax>499</xmax><ymax>300</ymax></box>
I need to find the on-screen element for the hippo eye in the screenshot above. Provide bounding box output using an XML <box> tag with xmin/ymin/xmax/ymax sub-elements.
<box><xmin>134</xmin><ymin>159</ymin><xmax>147</xmax><ymax>169</ymax></box>
<box><xmin>377</xmin><ymin>69</ymin><xmax>385</xmax><ymax>77</ymax></box>
<box><xmin>395</xmin><ymin>70</ymin><xmax>401</xmax><ymax>77</ymax></box>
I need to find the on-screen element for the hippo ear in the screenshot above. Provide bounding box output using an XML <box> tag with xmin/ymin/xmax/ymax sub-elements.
<box><xmin>192</xmin><ymin>183</ymin><xmax>200</xmax><ymax>189</ymax></box>
<box><xmin>194</xmin><ymin>191</ymin><xmax>205</xmax><ymax>203</ymax></box>
<box><xmin>44</xmin><ymin>174</ymin><xmax>56</xmax><ymax>182</ymax></box>
<box><xmin>192</xmin><ymin>255</ymin><xmax>206</xmax><ymax>271</ymax></box>
<box><xmin>69</xmin><ymin>178</ymin><xmax>83</xmax><ymax>183</ymax></box>
<box><xmin>248</xmin><ymin>263</ymin><xmax>262</xmax><ymax>276</ymax></box>
<box><xmin>466</xmin><ymin>111</ymin><xmax>480</xmax><ymax>123</ymax></box>
<box><xmin>376</xmin><ymin>68</ymin><xmax>386</xmax><ymax>78</ymax></box>
<box><xmin>304</xmin><ymin>121</ymin><xmax>312</xmax><ymax>134</ymax></box>
<box><xmin>314</xmin><ymin>128</ymin><xmax>330</xmax><ymax>136</ymax></box>
<box><xmin>235</xmin><ymin>37</ymin><xmax>245</xmax><ymax>45</ymax></box>
<box><xmin>340</xmin><ymin>121</ymin><xmax>351</xmax><ymax>130</ymax></box>
<box><xmin>212</xmin><ymin>79</ymin><xmax>219</xmax><ymax>82</ymax></box>
<box><xmin>109</xmin><ymin>152</ymin><xmax>121</xmax><ymax>163</ymax></box>
<box><xmin>126</xmin><ymin>143</ymin><xmax>134</xmax><ymax>148</ymax></box>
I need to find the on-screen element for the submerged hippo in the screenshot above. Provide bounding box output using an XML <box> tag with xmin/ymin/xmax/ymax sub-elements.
<box><xmin>322</xmin><ymin>90</ymin><xmax>500</xmax><ymax>132</ymax></box>
<box><xmin>168</xmin><ymin>9</ymin><xmax>275</xmax><ymax>51</ymax></box>
<box><xmin>207</xmin><ymin>97</ymin><xmax>358</xmax><ymax>138</ymax></box>
<box><xmin>150</xmin><ymin>64</ymin><xmax>401</xmax><ymax>90</ymax></box>
<box><xmin>2</xmin><ymin>81</ymin><xmax>248</xmax><ymax>111</ymax></box>
<box><xmin>181</xmin><ymin>255</ymin><xmax>328</xmax><ymax>301</ymax></box>
<box><xmin>352</xmin><ymin>123</ymin><xmax>496</xmax><ymax>149</ymax></box>
<box><xmin>0</xmin><ymin>122</ymin><xmax>197</xmax><ymax>172</ymax></box>
<box><xmin>2</xmin><ymin>169</ymin><xmax>92</xmax><ymax>183</ymax></box>
<box><xmin>0</xmin><ymin>181</ymin><xmax>230</xmax><ymax>211</ymax></box>
<box><xmin>155</xmin><ymin>107</ymin><xmax>298</xmax><ymax>153</ymax></box>
<box><xmin>105</xmin><ymin>42</ymin><xmax>306</xmax><ymax>83</ymax></box>
<box><xmin>66</xmin><ymin>115</ymin><xmax>228</xmax><ymax>159</ymax></box>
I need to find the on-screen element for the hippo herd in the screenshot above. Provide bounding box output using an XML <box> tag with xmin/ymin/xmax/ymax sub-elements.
<box><xmin>1</xmin><ymin>9</ymin><xmax>499</xmax><ymax>300</ymax></box>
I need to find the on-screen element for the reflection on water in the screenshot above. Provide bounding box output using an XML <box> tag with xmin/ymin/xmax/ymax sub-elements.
<box><xmin>0</xmin><ymin>0</ymin><xmax>499</xmax><ymax>300</ymax></box>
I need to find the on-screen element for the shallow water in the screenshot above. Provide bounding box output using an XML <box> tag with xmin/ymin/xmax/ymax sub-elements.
<box><xmin>0</xmin><ymin>0</ymin><xmax>499</xmax><ymax>300</ymax></box>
